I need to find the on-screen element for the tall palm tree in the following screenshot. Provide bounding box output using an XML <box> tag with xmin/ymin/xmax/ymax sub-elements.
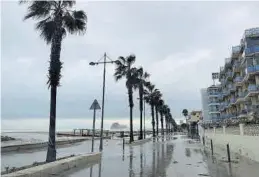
<box><xmin>158</xmin><ymin>99</ymin><xmax>165</xmax><ymax>135</ymax></box>
<box><xmin>153</xmin><ymin>89</ymin><xmax>162</xmax><ymax>136</ymax></box>
<box><xmin>114</xmin><ymin>55</ymin><xmax>137</xmax><ymax>143</ymax></box>
<box><xmin>163</xmin><ymin>104</ymin><xmax>169</xmax><ymax>134</ymax></box>
<box><xmin>144</xmin><ymin>82</ymin><xmax>156</xmax><ymax>137</ymax></box>
<box><xmin>134</xmin><ymin>67</ymin><xmax>150</xmax><ymax>140</ymax></box>
<box><xmin>182</xmin><ymin>109</ymin><xmax>189</xmax><ymax>121</ymax></box>
<box><xmin>21</xmin><ymin>0</ymin><xmax>87</xmax><ymax>162</ymax></box>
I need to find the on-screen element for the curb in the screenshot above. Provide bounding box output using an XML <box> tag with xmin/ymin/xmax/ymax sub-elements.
<box><xmin>2</xmin><ymin>152</ymin><xmax>102</xmax><ymax>177</ymax></box>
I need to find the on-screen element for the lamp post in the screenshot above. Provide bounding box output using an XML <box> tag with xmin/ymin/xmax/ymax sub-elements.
<box><xmin>89</xmin><ymin>53</ymin><xmax>117</xmax><ymax>151</ymax></box>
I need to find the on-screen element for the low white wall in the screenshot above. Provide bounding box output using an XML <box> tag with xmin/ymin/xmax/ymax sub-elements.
<box><xmin>205</xmin><ymin>133</ymin><xmax>259</xmax><ymax>162</ymax></box>
<box><xmin>2</xmin><ymin>152</ymin><xmax>101</xmax><ymax>177</ymax></box>
<box><xmin>2</xmin><ymin>139</ymin><xmax>87</xmax><ymax>153</ymax></box>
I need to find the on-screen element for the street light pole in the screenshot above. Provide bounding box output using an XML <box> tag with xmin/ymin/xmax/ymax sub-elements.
<box><xmin>143</xmin><ymin>99</ymin><xmax>146</xmax><ymax>139</ymax></box>
<box><xmin>99</xmin><ymin>53</ymin><xmax>106</xmax><ymax>151</ymax></box>
<box><xmin>89</xmin><ymin>53</ymin><xmax>116</xmax><ymax>152</ymax></box>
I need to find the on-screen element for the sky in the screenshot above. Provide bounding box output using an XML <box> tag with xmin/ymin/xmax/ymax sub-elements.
<box><xmin>1</xmin><ymin>1</ymin><xmax>259</xmax><ymax>122</ymax></box>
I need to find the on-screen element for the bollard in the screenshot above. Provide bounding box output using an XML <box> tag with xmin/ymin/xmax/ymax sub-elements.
<box><xmin>122</xmin><ymin>138</ymin><xmax>125</xmax><ymax>151</ymax></box>
<box><xmin>227</xmin><ymin>143</ymin><xmax>231</xmax><ymax>163</ymax></box>
<box><xmin>202</xmin><ymin>136</ymin><xmax>205</xmax><ymax>146</ymax></box>
<box><xmin>210</xmin><ymin>139</ymin><xmax>214</xmax><ymax>155</ymax></box>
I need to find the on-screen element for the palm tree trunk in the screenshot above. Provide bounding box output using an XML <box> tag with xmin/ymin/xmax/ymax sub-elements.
<box><xmin>46</xmin><ymin>15</ymin><xmax>62</xmax><ymax>162</ymax></box>
<box><xmin>46</xmin><ymin>86</ymin><xmax>57</xmax><ymax>162</ymax></box>
<box><xmin>151</xmin><ymin>105</ymin><xmax>155</xmax><ymax>137</ymax></box>
<box><xmin>128</xmin><ymin>86</ymin><xmax>134</xmax><ymax>143</ymax></box>
<box><xmin>160</xmin><ymin>111</ymin><xmax>164</xmax><ymax>135</ymax></box>
<box><xmin>139</xmin><ymin>88</ymin><xmax>143</xmax><ymax>140</ymax></box>
<box><xmin>155</xmin><ymin>107</ymin><xmax>159</xmax><ymax>136</ymax></box>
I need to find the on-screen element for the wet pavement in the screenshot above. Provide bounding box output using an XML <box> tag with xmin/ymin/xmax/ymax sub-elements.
<box><xmin>58</xmin><ymin>135</ymin><xmax>211</xmax><ymax>177</ymax></box>
<box><xmin>2</xmin><ymin>134</ymin><xmax>259</xmax><ymax>176</ymax></box>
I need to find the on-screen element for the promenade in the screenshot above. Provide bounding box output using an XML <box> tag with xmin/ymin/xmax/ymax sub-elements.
<box><xmin>2</xmin><ymin>133</ymin><xmax>259</xmax><ymax>177</ymax></box>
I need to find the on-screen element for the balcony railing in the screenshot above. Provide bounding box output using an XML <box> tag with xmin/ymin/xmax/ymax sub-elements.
<box><xmin>233</xmin><ymin>61</ymin><xmax>241</xmax><ymax>70</ymax></box>
<box><xmin>246</xmin><ymin>65</ymin><xmax>259</xmax><ymax>73</ymax></box>
<box><xmin>209</xmin><ymin>109</ymin><xmax>220</xmax><ymax>112</ymax></box>
<box><xmin>226</xmin><ymin>71</ymin><xmax>232</xmax><ymax>78</ymax></box>
<box><xmin>225</xmin><ymin>58</ymin><xmax>231</xmax><ymax>64</ymax></box>
<box><xmin>220</xmin><ymin>66</ymin><xmax>225</xmax><ymax>73</ymax></box>
<box><xmin>230</xmin><ymin>98</ymin><xmax>236</xmax><ymax>103</ymax></box>
<box><xmin>244</xmin><ymin>27</ymin><xmax>259</xmax><ymax>38</ymax></box>
<box><xmin>234</xmin><ymin>76</ymin><xmax>243</xmax><ymax>83</ymax></box>
<box><xmin>239</xmin><ymin>109</ymin><xmax>248</xmax><ymax>115</ymax></box>
<box><xmin>208</xmin><ymin>100</ymin><xmax>220</xmax><ymax>104</ymax></box>
<box><xmin>232</xmin><ymin>45</ymin><xmax>241</xmax><ymax>55</ymax></box>
<box><xmin>245</xmin><ymin>45</ymin><xmax>259</xmax><ymax>56</ymax></box>
<box><xmin>237</xmin><ymin>92</ymin><xmax>245</xmax><ymax>99</ymax></box>
<box><xmin>248</xmin><ymin>84</ymin><xmax>259</xmax><ymax>92</ymax></box>
<box><xmin>208</xmin><ymin>92</ymin><xmax>220</xmax><ymax>96</ymax></box>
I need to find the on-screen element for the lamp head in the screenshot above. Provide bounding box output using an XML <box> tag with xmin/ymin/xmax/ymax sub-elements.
<box><xmin>89</xmin><ymin>62</ymin><xmax>96</xmax><ymax>66</ymax></box>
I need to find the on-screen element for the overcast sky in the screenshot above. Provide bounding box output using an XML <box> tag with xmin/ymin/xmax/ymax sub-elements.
<box><xmin>1</xmin><ymin>1</ymin><xmax>259</xmax><ymax>120</ymax></box>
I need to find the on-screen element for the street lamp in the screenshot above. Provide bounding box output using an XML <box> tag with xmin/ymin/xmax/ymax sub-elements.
<box><xmin>89</xmin><ymin>53</ymin><xmax>117</xmax><ymax>151</ymax></box>
<box><xmin>137</xmin><ymin>97</ymin><xmax>146</xmax><ymax>139</ymax></box>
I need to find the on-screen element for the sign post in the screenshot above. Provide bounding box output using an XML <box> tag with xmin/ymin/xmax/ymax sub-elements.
<box><xmin>90</xmin><ymin>99</ymin><xmax>101</xmax><ymax>153</ymax></box>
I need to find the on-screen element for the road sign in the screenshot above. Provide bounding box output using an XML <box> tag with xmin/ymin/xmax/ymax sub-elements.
<box><xmin>90</xmin><ymin>99</ymin><xmax>101</xmax><ymax>110</ymax></box>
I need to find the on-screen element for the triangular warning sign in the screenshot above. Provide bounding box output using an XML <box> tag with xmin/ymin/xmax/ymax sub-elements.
<box><xmin>90</xmin><ymin>99</ymin><xmax>101</xmax><ymax>110</ymax></box>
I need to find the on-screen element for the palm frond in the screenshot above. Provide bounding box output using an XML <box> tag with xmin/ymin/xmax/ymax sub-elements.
<box><xmin>144</xmin><ymin>71</ymin><xmax>150</xmax><ymax>79</ymax></box>
<box><xmin>118</xmin><ymin>56</ymin><xmax>126</xmax><ymax>64</ymax></box>
<box><xmin>62</xmin><ymin>0</ymin><xmax>76</xmax><ymax>8</ymax></box>
<box><xmin>35</xmin><ymin>17</ymin><xmax>56</xmax><ymax>44</ymax></box>
<box><xmin>115</xmin><ymin>74</ymin><xmax>123</xmax><ymax>82</ymax></box>
<box><xmin>126</xmin><ymin>54</ymin><xmax>136</xmax><ymax>66</ymax></box>
<box><xmin>23</xmin><ymin>1</ymin><xmax>53</xmax><ymax>20</ymax></box>
<box><xmin>63</xmin><ymin>10</ymin><xmax>87</xmax><ymax>35</ymax></box>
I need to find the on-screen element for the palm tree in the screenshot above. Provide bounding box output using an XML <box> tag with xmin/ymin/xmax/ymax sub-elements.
<box><xmin>158</xmin><ymin>99</ymin><xmax>165</xmax><ymax>135</ymax></box>
<box><xmin>163</xmin><ymin>105</ymin><xmax>169</xmax><ymax>134</ymax></box>
<box><xmin>153</xmin><ymin>89</ymin><xmax>162</xmax><ymax>136</ymax></box>
<box><xmin>144</xmin><ymin>82</ymin><xmax>156</xmax><ymax>137</ymax></box>
<box><xmin>21</xmin><ymin>0</ymin><xmax>87</xmax><ymax>162</ymax></box>
<box><xmin>114</xmin><ymin>55</ymin><xmax>137</xmax><ymax>143</ymax></box>
<box><xmin>182</xmin><ymin>109</ymin><xmax>189</xmax><ymax>121</ymax></box>
<box><xmin>134</xmin><ymin>67</ymin><xmax>150</xmax><ymax>140</ymax></box>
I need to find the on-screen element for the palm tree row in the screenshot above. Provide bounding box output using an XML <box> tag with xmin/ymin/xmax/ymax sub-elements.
<box><xmin>114</xmin><ymin>55</ymin><xmax>177</xmax><ymax>143</ymax></box>
<box><xmin>21</xmin><ymin>0</ymin><xmax>177</xmax><ymax>162</ymax></box>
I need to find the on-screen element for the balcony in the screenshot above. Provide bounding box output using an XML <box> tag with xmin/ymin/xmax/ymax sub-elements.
<box><xmin>225</xmin><ymin>58</ymin><xmax>232</xmax><ymax>68</ymax></box>
<box><xmin>220</xmin><ymin>66</ymin><xmax>225</xmax><ymax>74</ymax></box>
<box><xmin>230</xmin><ymin>98</ymin><xmax>236</xmax><ymax>104</ymax></box>
<box><xmin>247</xmin><ymin>66</ymin><xmax>254</xmax><ymax>73</ymax></box>
<box><xmin>228</xmin><ymin>84</ymin><xmax>235</xmax><ymax>92</ymax></box>
<box><xmin>233</xmin><ymin>61</ymin><xmax>241</xmax><ymax>72</ymax></box>
<box><xmin>245</xmin><ymin>45</ymin><xmax>259</xmax><ymax>56</ymax></box>
<box><xmin>248</xmin><ymin>84</ymin><xmax>258</xmax><ymax>91</ymax></box>
<box><xmin>208</xmin><ymin>99</ymin><xmax>220</xmax><ymax>103</ymax></box>
<box><xmin>244</xmin><ymin>27</ymin><xmax>259</xmax><ymax>38</ymax></box>
<box><xmin>238</xmin><ymin>109</ymin><xmax>248</xmax><ymax>117</ymax></box>
<box><xmin>234</xmin><ymin>76</ymin><xmax>243</xmax><ymax>83</ymax></box>
<box><xmin>208</xmin><ymin>91</ymin><xmax>221</xmax><ymax>97</ymax></box>
<box><xmin>232</xmin><ymin>45</ymin><xmax>241</xmax><ymax>57</ymax></box>
<box><xmin>226</xmin><ymin>71</ymin><xmax>233</xmax><ymax>80</ymax></box>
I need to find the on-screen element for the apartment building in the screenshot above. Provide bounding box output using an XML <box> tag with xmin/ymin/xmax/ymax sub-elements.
<box><xmin>200</xmin><ymin>88</ymin><xmax>209</xmax><ymax>121</ymax></box>
<box><xmin>219</xmin><ymin>27</ymin><xmax>259</xmax><ymax>121</ymax></box>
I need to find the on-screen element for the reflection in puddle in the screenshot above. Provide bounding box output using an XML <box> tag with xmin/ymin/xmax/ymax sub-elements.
<box><xmin>66</xmin><ymin>136</ymin><xmax>238</xmax><ymax>177</ymax></box>
<box><xmin>185</xmin><ymin>148</ymin><xmax>191</xmax><ymax>157</ymax></box>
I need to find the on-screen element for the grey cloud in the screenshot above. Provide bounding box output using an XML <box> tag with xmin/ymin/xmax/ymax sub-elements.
<box><xmin>2</xmin><ymin>1</ymin><xmax>259</xmax><ymax>119</ymax></box>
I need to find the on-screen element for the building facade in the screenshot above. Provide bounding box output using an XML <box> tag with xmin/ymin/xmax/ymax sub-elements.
<box><xmin>218</xmin><ymin>27</ymin><xmax>259</xmax><ymax>121</ymax></box>
<box><xmin>207</xmin><ymin>85</ymin><xmax>221</xmax><ymax>122</ymax></box>
<box><xmin>200</xmin><ymin>88</ymin><xmax>210</xmax><ymax>122</ymax></box>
